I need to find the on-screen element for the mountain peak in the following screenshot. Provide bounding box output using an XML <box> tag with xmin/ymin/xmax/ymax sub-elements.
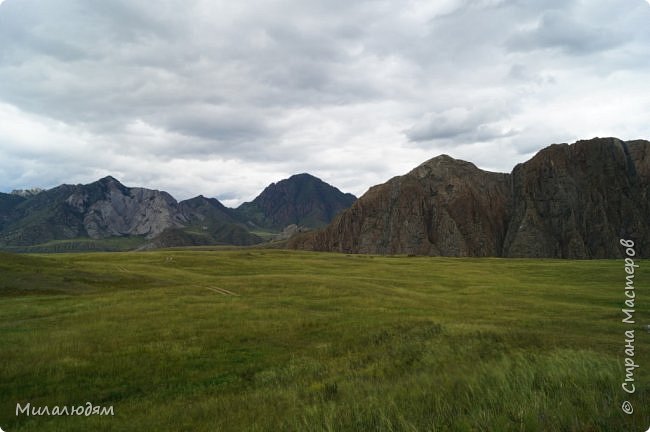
<box><xmin>409</xmin><ymin>153</ymin><xmax>483</xmax><ymax>179</ymax></box>
<box><xmin>97</xmin><ymin>175</ymin><xmax>122</xmax><ymax>185</ymax></box>
<box><xmin>236</xmin><ymin>173</ymin><xmax>356</xmax><ymax>230</ymax></box>
<box><xmin>180</xmin><ymin>195</ymin><xmax>226</xmax><ymax>208</ymax></box>
<box><xmin>288</xmin><ymin>173</ymin><xmax>319</xmax><ymax>181</ymax></box>
<box><xmin>419</xmin><ymin>153</ymin><xmax>475</xmax><ymax>167</ymax></box>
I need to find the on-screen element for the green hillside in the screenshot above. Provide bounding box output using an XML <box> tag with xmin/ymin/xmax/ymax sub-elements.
<box><xmin>0</xmin><ymin>251</ymin><xmax>647</xmax><ymax>431</ymax></box>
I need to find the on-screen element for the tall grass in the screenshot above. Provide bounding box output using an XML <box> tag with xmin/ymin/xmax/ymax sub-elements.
<box><xmin>0</xmin><ymin>250</ymin><xmax>647</xmax><ymax>431</ymax></box>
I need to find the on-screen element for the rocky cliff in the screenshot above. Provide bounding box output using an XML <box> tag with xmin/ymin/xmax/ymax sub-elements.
<box><xmin>289</xmin><ymin>138</ymin><xmax>650</xmax><ymax>258</ymax></box>
<box><xmin>503</xmin><ymin>138</ymin><xmax>650</xmax><ymax>258</ymax></box>
<box><xmin>0</xmin><ymin>177</ymin><xmax>262</xmax><ymax>249</ymax></box>
<box><xmin>0</xmin><ymin>176</ymin><xmax>186</xmax><ymax>246</ymax></box>
<box><xmin>77</xmin><ymin>176</ymin><xmax>186</xmax><ymax>239</ymax></box>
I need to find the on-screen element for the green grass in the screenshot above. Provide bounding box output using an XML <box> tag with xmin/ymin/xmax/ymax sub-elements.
<box><xmin>248</xmin><ymin>229</ymin><xmax>280</xmax><ymax>241</ymax></box>
<box><xmin>0</xmin><ymin>236</ymin><xmax>147</xmax><ymax>253</ymax></box>
<box><xmin>0</xmin><ymin>250</ymin><xmax>648</xmax><ymax>431</ymax></box>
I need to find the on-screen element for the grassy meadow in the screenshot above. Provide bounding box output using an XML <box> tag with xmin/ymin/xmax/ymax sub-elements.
<box><xmin>0</xmin><ymin>249</ymin><xmax>648</xmax><ymax>431</ymax></box>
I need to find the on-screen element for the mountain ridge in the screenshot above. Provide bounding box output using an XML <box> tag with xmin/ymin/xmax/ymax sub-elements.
<box><xmin>0</xmin><ymin>173</ymin><xmax>356</xmax><ymax>251</ymax></box>
<box><xmin>4</xmin><ymin>137</ymin><xmax>649</xmax><ymax>257</ymax></box>
<box><xmin>289</xmin><ymin>137</ymin><xmax>650</xmax><ymax>258</ymax></box>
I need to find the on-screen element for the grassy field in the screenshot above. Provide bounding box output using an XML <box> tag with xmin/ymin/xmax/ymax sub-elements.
<box><xmin>0</xmin><ymin>250</ymin><xmax>648</xmax><ymax>431</ymax></box>
<box><xmin>0</xmin><ymin>236</ymin><xmax>148</xmax><ymax>253</ymax></box>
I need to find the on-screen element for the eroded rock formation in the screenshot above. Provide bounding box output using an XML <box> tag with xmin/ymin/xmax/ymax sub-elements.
<box><xmin>290</xmin><ymin>138</ymin><xmax>650</xmax><ymax>258</ymax></box>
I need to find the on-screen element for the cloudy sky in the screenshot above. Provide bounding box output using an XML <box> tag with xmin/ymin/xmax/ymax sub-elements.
<box><xmin>1</xmin><ymin>0</ymin><xmax>649</xmax><ymax>206</ymax></box>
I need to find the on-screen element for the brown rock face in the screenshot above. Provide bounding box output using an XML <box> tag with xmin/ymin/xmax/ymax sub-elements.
<box><xmin>289</xmin><ymin>138</ymin><xmax>650</xmax><ymax>258</ymax></box>
<box><xmin>503</xmin><ymin>138</ymin><xmax>650</xmax><ymax>258</ymax></box>
<box><xmin>290</xmin><ymin>155</ymin><xmax>511</xmax><ymax>256</ymax></box>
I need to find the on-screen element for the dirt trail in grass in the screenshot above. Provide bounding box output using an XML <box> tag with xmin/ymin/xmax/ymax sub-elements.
<box><xmin>200</xmin><ymin>286</ymin><xmax>240</xmax><ymax>296</ymax></box>
<box><xmin>112</xmin><ymin>262</ymin><xmax>240</xmax><ymax>296</ymax></box>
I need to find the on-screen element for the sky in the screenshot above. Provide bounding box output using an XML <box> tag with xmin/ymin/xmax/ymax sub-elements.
<box><xmin>1</xmin><ymin>0</ymin><xmax>649</xmax><ymax>206</ymax></box>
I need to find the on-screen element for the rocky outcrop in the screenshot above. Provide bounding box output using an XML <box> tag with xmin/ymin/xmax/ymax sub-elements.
<box><xmin>290</xmin><ymin>138</ymin><xmax>650</xmax><ymax>258</ymax></box>
<box><xmin>81</xmin><ymin>177</ymin><xmax>186</xmax><ymax>239</ymax></box>
<box><xmin>289</xmin><ymin>155</ymin><xmax>511</xmax><ymax>256</ymax></box>
<box><xmin>235</xmin><ymin>173</ymin><xmax>356</xmax><ymax>230</ymax></box>
<box><xmin>273</xmin><ymin>224</ymin><xmax>310</xmax><ymax>241</ymax></box>
<box><xmin>10</xmin><ymin>188</ymin><xmax>44</xmax><ymax>198</ymax></box>
<box><xmin>0</xmin><ymin>176</ymin><xmax>187</xmax><ymax>246</ymax></box>
<box><xmin>503</xmin><ymin>138</ymin><xmax>650</xmax><ymax>258</ymax></box>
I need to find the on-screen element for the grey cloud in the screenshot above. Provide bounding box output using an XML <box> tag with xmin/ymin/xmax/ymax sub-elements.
<box><xmin>0</xmin><ymin>0</ymin><xmax>649</xmax><ymax>204</ymax></box>
<box><xmin>0</xmin><ymin>0</ymin><xmax>384</xmax><ymax>137</ymax></box>
<box><xmin>507</xmin><ymin>10</ymin><xmax>627</xmax><ymax>55</ymax></box>
<box><xmin>161</xmin><ymin>105</ymin><xmax>274</xmax><ymax>143</ymax></box>
<box><xmin>508</xmin><ymin>64</ymin><xmax>556</xmax><ymax>85</ymax></box>
<box><xmin>406</xmin><ymin>107</ymin><xmax>516</xmax><ymax>143</ymax></box>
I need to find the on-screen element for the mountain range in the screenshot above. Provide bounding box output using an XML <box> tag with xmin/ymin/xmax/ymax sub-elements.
<box><xmin>0</xmin><ymin>173</ymin><xmax>356</xmax><ymax>252</ymax></box>
<box><xmin>289</xmin><ymin>137</ymin><xmax>650</xmax><ymax>258</ymax></box>
<box><xmin>3</xmin><ymin>137</ymin><xmax>648</xmax><ymax>257</ymax></box>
